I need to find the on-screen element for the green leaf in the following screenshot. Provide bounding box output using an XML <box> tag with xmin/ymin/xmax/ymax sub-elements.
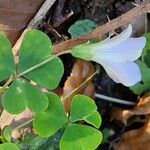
<box><xmin>2</xmin><ymin>78</ymin><xmax>49</xmax><ymax>114</ymax></box>
<box><xmin>18</xmin><ymin>29</ymin><xmax>52</xmax><ymax>71</ymax></box>
<box><xmin>0</xmin><ymin>143</ymin><xmax>19</xmax><ymax>150</ymax></box>
<box><xmin>25</xmin><ymin>57</ymin><xmax>64</xmax><ymax>90</ymax></box>
<box><xmin>33</xmin><ymin>92</ymin><xmax>68</xmax><ymax>137</ymax></box>
<box><xmin>101</xmin><ymin>128</ymin><xmax>110</xmax><ymax>144</ymax></box>
<box><xmin>142</xmin><ymin>33</ymin><xmax>150</xmax><ymax>67</ymax></box>
<box><xmin>130</xmin><ymin>60</ymin><xmax>150</xmax><ymax>95</ymax></box>
<box><xmin>1</xmin><ymin>126</ymin><xmax>12</xmax><ymax>142</ymax></box>
<box><xmin>18</xmin><ymin>29</ymin><xmax>64</xmax><ymax>89</ymax></box>
<box><xmin>68</xmin><ymin>19</ymin><xmax>97</xmax><ymax>38</ymax></box>
<box><xmin>19</xmin><ymin>130</ymin><xmax>64</xmax><ymax>150</ymax></box>
<box><xmin>69</xmin><ymin>94</ymin><xmax>101</xmax><ymax>128</ymax></box>
<box><xmin>0</xmin><ymin>34</ymin><xmax>15</xmax><ymax>81</ymax></box>
<box><xmin>60</xmin><ymin>124</ymin><xmax>102</xmax><ymax>150</ymax></box>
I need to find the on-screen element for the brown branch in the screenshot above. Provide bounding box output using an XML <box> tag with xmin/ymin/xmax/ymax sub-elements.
<box><xmin>52</xmin><ymin>1</ymin><xmax>150</xmax><ymax>54</ymax></box>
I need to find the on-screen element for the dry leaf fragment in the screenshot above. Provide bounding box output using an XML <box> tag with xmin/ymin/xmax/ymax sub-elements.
<box><xmin>114</xmin><ymin>117</ymin><xmax>150</xmax><ymax>150</ymax></box>
<box><xmin>0</xmin><ymin>109</ymin><xmax>33</xmax><ymax>139</ymax></box>
<box><xmin>62</xmin><ymin>59</ymin><xmax>95</xmax><ymax>112</ymax></box>
<box><xmin>0</xmin><ymin>0</ymin><xmax>45</xmax><ymax>45</ymax></box>
<box><xmin>113</xmin><ymin>92</ymin><xmax>150</xmax><ymax>150</ymax></box>
<box><xmin>112</xmin><ymin>92</ymin><xmax>150</xmax><ymax>124</ymax></box>
<box><xmin>53</xmin><ymin>87</ymin><xmax>63</xmax><ymax>97</ymax></box>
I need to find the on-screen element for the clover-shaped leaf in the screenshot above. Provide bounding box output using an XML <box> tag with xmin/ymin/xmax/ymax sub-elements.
<box><xmin>2</xmin><ymin>78</ymin><xmax>49</xmax><ymax>114</ymax></box>
<box><xmin>0</xmin><ymin>143</ymin><xmax>19</xmax><ymax>150</ymax></box>
<box><xmin>60</xmin><ymin>95</ymin><xmax>102</xmax><ymax>150</ymax></box>
<box><xmin>33</xmin><ymin>92</ymin><xmax>68</xmax><ymax>137</ymax></box>
<box><xmin>68</xmin><ymin>19</ymin><xmax>97</xmax><ymax>38</ymax></box>
<box><xmin>0</xmin><ymin>34</ymin><xmax>15</xmax><ymax>82</ymax></box>
<box><xmin>70</xmin><ymin>94</ymin><xmax>101</xmax><ymax>128</ymax></box>
<box><xmin>1</xmin><ymin>29</ymin><xmax>64</xmax><ymax>114</ymax></box>
<box><xmin>18</xmin><ymin>29</ymin><xmax>64</xmax><ymax>89</ymax></box>
<box><xmin>60</xmin><ymin>124</ymin><xmax>102</xmax><ymax>150</ymax></box>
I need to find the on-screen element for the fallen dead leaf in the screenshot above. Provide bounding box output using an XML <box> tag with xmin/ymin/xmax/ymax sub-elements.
<box><xmin>114</xmin><ymin>117</ymin><xmax>150</xmax><ymax>150</ymax></box>
<box><xmin>113</xmin><ymin>92</ymin><xmax>150</xmax><ymax>150</ymax></box>
<box><xmin>112</xmin><ymin>92</ymin><xmax>150</xmax><ymax>124</ymax></box>
<box><xmin>0</xmin><ymin>109</ymin><xmax>33</xmax><ymax>139</ymax></box>
<box><xmin>53</xmin><ymin>86</ymin><xmax>63</xmax><ymax>96</ymax></box>
<box><xmin>62</xmin><ymin>59</ymin><xmax>95</xmax><ymax>112</ymax></box>
<box><xmin>0</xmin><ymin>0</ymin><xmax>45</xmax><ymax>45</ymax></box>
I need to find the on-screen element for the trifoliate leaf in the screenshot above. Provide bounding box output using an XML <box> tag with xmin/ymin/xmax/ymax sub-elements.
<box><xmin>33</xmin><ymin>93</ymin><xmax>68</xmax><ymax>137</ymax></box>
<box><xmin>68</xmin><ymin>19</ymin><xmax>97</xmax><ymax>38</ymax></box>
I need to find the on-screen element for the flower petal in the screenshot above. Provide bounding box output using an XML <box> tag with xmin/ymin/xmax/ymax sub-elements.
<box><xmin>92</xmin><ymin>37</ymin><xmax>146</xmax><ymax>63</ymax></box>
<box><xmin>92</xmin><ymin>24</ymin><xmax>132</xmax><ymax>49</ymax></box>
<box><xmin>96</xmin><ymin>59</ymin><xmax>141</xmax><ymax>86</ymax></box>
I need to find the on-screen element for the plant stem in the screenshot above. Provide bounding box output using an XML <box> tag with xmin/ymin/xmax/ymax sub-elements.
<box><xmin>12</xmin><ymin>118</ymin><xmax>34</xmax><ymax>131</ymax></box>
<box><xmin>95</xmin><ymin>93</ymin><xmax>136</xmax><ymax>106</ymax></box>
<box><xmin>0</xmin><ymin>76</ymin><xmax>13</xmax><ymax>94</ymax></box>
<box><xmin>61</xmin><ymin>71</ymin><xmax>98</xmax><ymax>102</ymax></box>
<box><xmin>0</xmin><ymin>50</ymin><xmax>71</xmax><ymax>94</ymax></box>
<box><xmin>15</xmin><ymin>50</ymin><xmax>71</xmax><ymax>78</ymax></box>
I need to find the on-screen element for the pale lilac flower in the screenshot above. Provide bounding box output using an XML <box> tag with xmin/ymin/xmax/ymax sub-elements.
<box><xmin>71</xmin><ymin>25</ymin><xmax>146</xmax><ymax>86</ymax></box>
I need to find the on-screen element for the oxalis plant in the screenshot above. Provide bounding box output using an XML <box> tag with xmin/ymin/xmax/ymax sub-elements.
<box><xmin>0</xmin><ymin>24</ymin><xmax>146</xmax><ymax>150</ymax></box>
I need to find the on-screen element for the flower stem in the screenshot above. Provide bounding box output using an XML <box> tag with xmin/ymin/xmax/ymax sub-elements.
<box><xmin>95</xmin><ymin>93</ymin><xmax>135</xmax><ymax>105</ymax></box>
<box><xmin>0</xmin><ymin>76</ymin><xmax>13</xmax><ymax>94</ymax></box>
<box><xmin>61</xmin><ymin>71</ymin><xmax>98</xmax><ymax>102</ymax></box>
<box><xmin>0</xmin><ymin>50</ymin><xmax>71</xmax><ymax>94</ymax></box>
<box><xmin>15</xmin><ymin>50</ymin><xmax>71</xmax><ymax>78</ymax></box>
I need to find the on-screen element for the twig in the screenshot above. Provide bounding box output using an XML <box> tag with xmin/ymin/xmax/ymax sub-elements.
<box><xmin>52</xmin><ymin>1</ymin><xmax>150</xmax><ymax>54</ymax></box>
<box><xmin>61</xmin><ymin>71</ymin><xmax>97</xmax><ymax>102</ymax></box>
<box><xmin>43</xmin><ymin>22</ymin><xmax>67</xmax><ymax>41</ymax></box>
<box><xmin>27</xmin><ymin>0</ymin><xmax>56</xmax><ymax>28</ymax></box>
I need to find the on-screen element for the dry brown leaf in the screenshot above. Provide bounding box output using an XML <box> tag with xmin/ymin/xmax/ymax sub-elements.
<box><xmin>62</xmin><ymin>59</ymin><xmax>95</xmax><ymax>112</ymax></box>
<box><xmin>114</xmin><ymin>117</ymin><xmax>150</xmax><ymax>150</ymax></box>
<box><xmin>53</xmin><ymin>87</ymin><xmax>63</xmax><ymax>97</ymax></box>
<box><xmin>113</xmin><ymin>92</ymin><xmax>150</xmax><ymax>150</ymax></box>
<box><xmin>0</xmin><ymin>0</ymin><xmax>45</xmax><ymax>45</ymax></box>
<box><xmin>112</xmin><ymin>92</ymin><xmax>150</xmax><ymax>124</ymax></box>
<box><xmin>0</xmin><ymin>109</ymin><xmax>33</xmax><ymax>139</ymax></box>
